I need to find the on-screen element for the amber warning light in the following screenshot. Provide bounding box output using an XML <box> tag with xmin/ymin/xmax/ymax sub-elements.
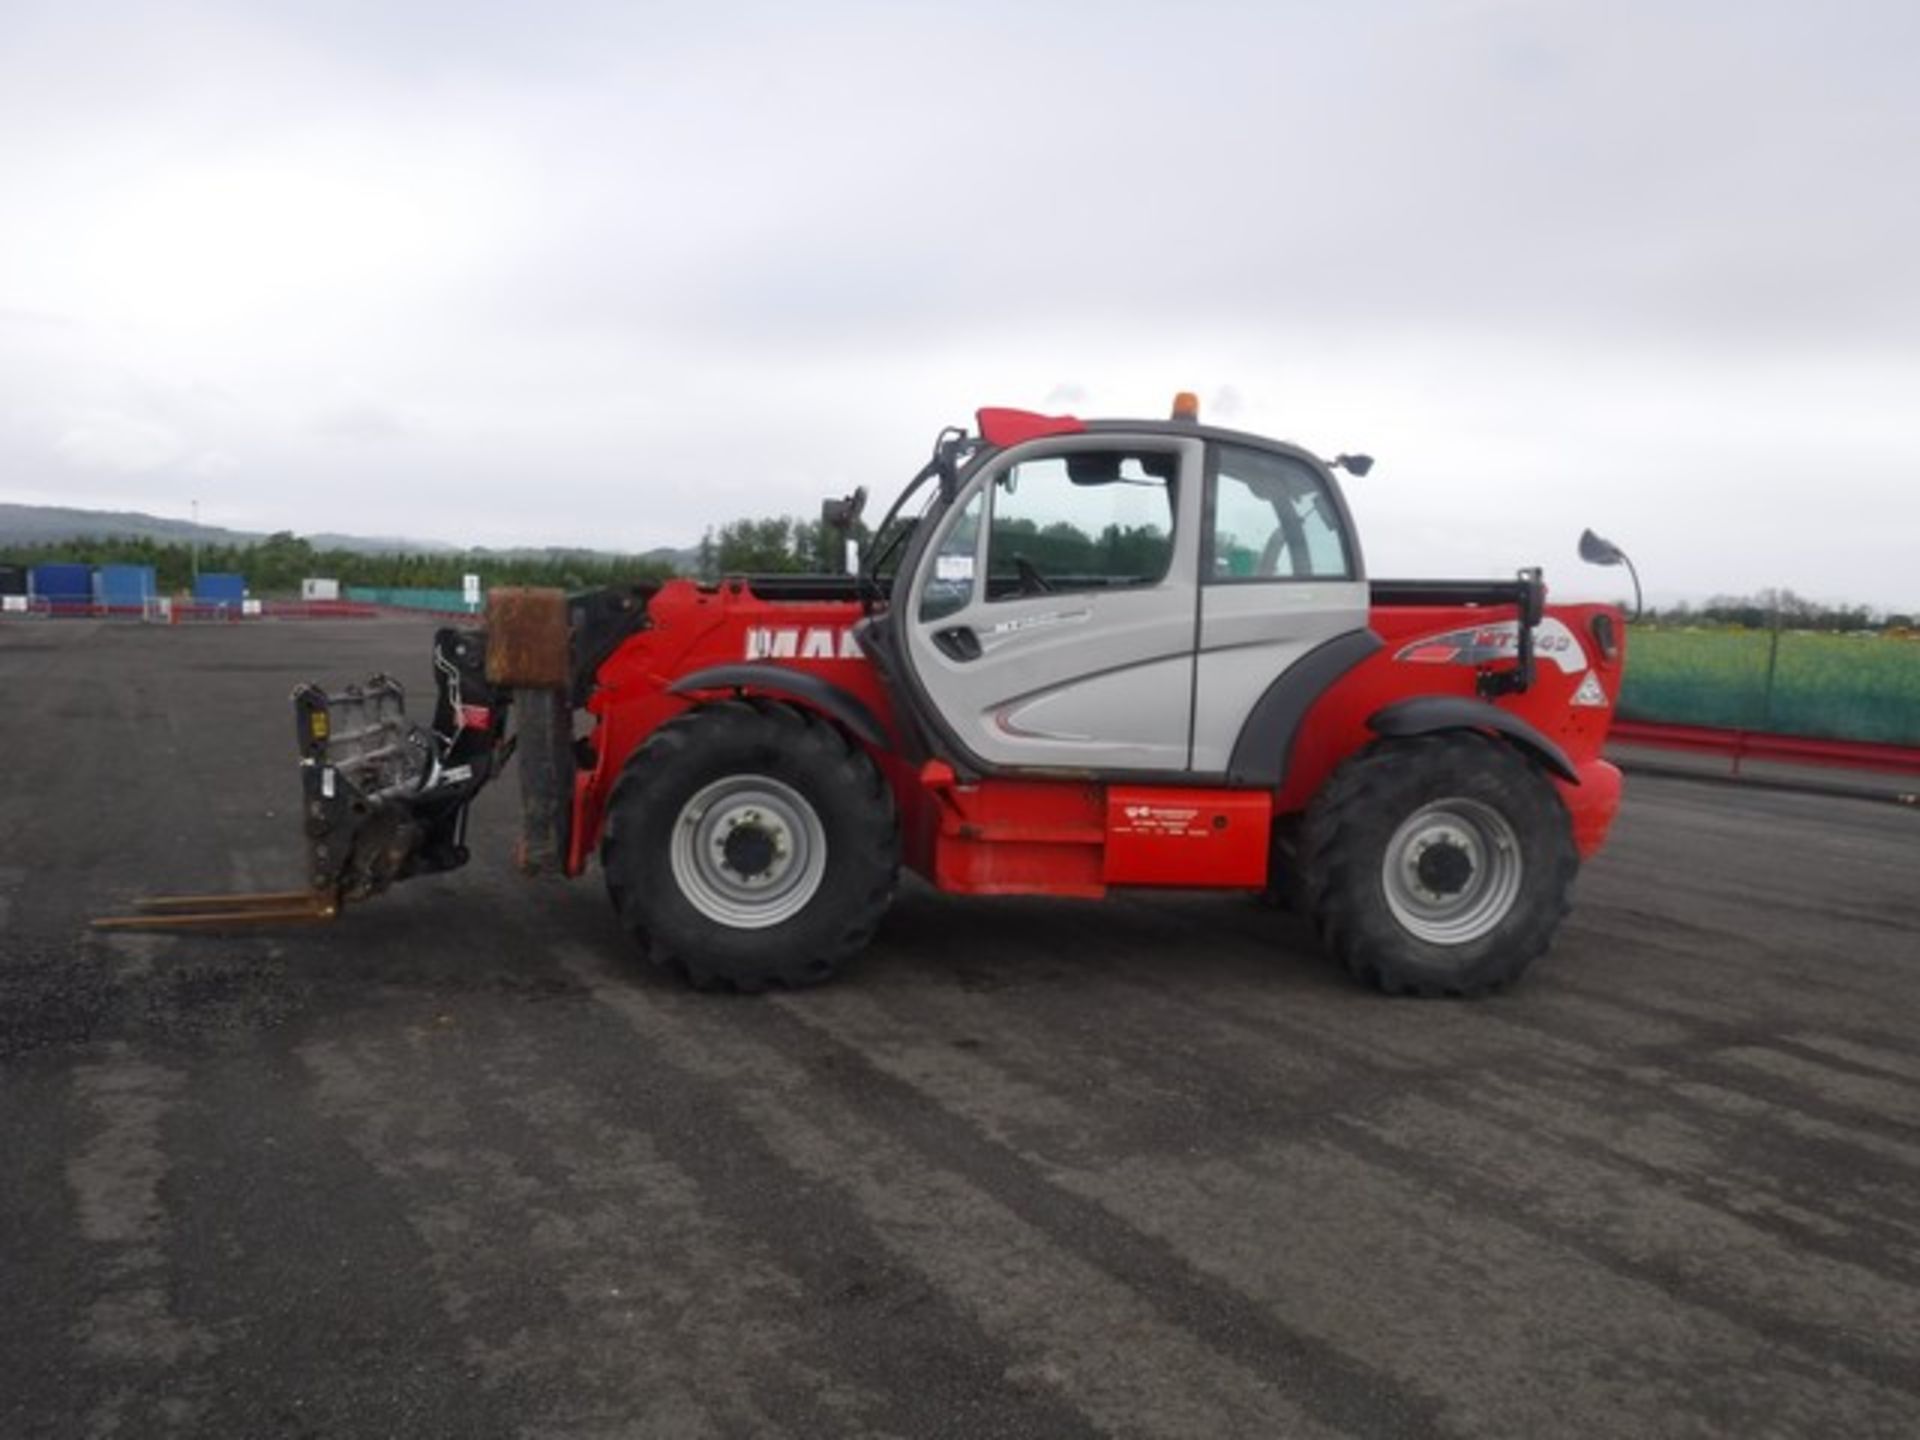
<box><xmin>1171</xmin><ymin>391</ymin><xmax>1200</xmax><ymax>421</ymax></box>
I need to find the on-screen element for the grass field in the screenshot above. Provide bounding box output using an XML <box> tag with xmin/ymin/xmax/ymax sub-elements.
<box><xmin>1621</xmin><ymin>626</ymin><xmax>1920</xmax><ymax>746</ymax></box>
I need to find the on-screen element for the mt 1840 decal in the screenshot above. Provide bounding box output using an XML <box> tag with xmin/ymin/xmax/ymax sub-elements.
<box><xmin>1395</xmin><ymin>617</ymin><xmax>1588</xmax><ymax>674</ymax></box>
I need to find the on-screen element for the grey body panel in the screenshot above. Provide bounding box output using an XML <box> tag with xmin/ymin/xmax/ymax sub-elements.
<box><xmin>1191</xmin><ymin>583</ymin><xmax>1372</xmax><ymax>772</ymax></box>
<box><xmin>1224</xmin><ymin>630</ymin><xmax>1384</xmax><ymax>785</ymax></box>
<box><xmin>1190</xmin><ymin>437</ymin><xmax>1371</xmax><ymax>772</ymax></box>
<box><xmin>902</xmin><ymin>434</ymin><xmax>1205</xmax><ymax>772</ymax></box>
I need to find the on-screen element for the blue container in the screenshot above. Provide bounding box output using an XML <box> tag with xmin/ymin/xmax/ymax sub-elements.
<box><xmin>193</xmin><ymin>573</ymin><xmax>247</xmax><ymax>604</ymax></box>
<box><xmin>30</xmin><ymin>563</ymin><xmax>93</xmax><ymax>602</ymax></box>
<box><xmin>94</xmin><ymin>564</ymin><xmax>157</xmax><ymax>608</ymax></box>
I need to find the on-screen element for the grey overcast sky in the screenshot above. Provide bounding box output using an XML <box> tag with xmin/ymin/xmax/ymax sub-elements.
<box><xmin>2</xmin><ymin>0</ymin><xmax>1916</xmax><ymax>608</ymax></box>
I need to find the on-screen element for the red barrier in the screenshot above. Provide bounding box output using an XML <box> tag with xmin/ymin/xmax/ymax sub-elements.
<box><xmin>169</xmin><ymin>603</ymin><xmax>248</xmax><ymax>623</ymax></box>
<box><xmin>367</xmin><ymin>605</ymin><xmax>482</xmax><ymax>622</ymax></box>
<box><xmin>260</xmin><ymin>600</ymin><xmax>380</xmax><ymax>620</ymax></box>
<box><xmin>1611</xmin><ymin>719</ymin><xmax>1920</xmax><ymax>776</ymax></box>
<box><xmin>0</xmin><ymin>599</ymin><xmax>461</xmax><ymax>623</ymax></box>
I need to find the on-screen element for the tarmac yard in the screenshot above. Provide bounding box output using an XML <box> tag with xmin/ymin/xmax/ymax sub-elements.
<box><xmin>2</xmin><ymin>617</ymin><xmax>1918</xmax><ymax>1440</ymax></box>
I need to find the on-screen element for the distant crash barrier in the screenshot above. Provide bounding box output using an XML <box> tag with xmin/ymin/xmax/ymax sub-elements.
<box><xmin>1610</xmin><ymin>718</ymin><xmax>1920</xmax><ymax>778</ymax></box>
<box><xmin>0</xmin><ymin>597</ymin><xmax>385</xmax><ymax>622</ymax></box>
<box><xmin>259</xmin><ymin>600</ymin><xmax>381</xmax><ymax>620</ymax></box>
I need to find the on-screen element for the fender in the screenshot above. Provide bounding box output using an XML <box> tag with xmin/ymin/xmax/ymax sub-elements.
<box><xmin>1227</xmin><ymin>629</ymin><xmax>1384</xmax><ymax>786</ymax></box>
<box><xmin>668</xmin><ymin>663</ymin><xmax>889</xmax><ymax>749</ymax></box>
<box><xmin>1367</xmin><ymin>696</ymin><xmax>1578</xmax><ymax>783</ymax></box>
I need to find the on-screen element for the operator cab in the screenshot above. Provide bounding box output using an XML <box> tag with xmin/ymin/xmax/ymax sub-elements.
<box><xmin>882</xmin><ymin>398</ymin><xmax>1372</xmax><ymax>778</ymax></box>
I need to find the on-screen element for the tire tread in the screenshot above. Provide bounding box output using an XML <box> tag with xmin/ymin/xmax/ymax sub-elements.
<box><xmin>1300</xmin><ymin>732</ymin><xmax>1577</xmax><ymax>997</ymax></box>
<box><xmin>600</xmin><ymin>701</ymin><xmax>897</xmax><ymax>991</ymax></box>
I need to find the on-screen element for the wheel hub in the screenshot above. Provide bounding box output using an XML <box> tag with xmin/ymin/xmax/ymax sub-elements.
<box><xmin>719</xmin><ymin>815</ymin><xmax>782</xmax><ymax>881</ymax></box>
<box><xmin>1381</xmin><ymin>799</ymin><xmax>1524</xmax><ymax>946</ymax></box>
<box><xmin>670</xmin><ymin>777</ymin><xmax>828</xmax><ymax>928</ymax></box>
<box><xmin>1414</xmin><ymin>837</ymin><xmax>1474</xmax><ymax>896</ymax></box>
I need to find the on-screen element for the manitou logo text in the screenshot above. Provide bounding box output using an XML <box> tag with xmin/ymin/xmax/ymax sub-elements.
<box><xmin>1116</xmin><ymin>804</ymin><xmax>1205</xmax><ymax>837</ymax></box>
<box><xmin>743</xmin><ymin>627</ymin><xmax>863</xmax><ymax>661</ymax></box>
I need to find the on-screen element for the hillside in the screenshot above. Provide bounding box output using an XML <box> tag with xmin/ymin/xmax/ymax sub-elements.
<box><xmin>0</xmin><ymin>502</ymin><xmax>695</xmax><ymax>571</ymax></box>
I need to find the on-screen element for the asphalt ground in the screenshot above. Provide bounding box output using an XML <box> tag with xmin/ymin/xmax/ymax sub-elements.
<box><xmin>2</xmin><ymin>617</ymin><xmax>1918</xmax><ymax>1440</ymax></box>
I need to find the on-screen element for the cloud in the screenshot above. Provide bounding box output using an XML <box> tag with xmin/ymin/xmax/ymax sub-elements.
<box><xmin>0</xmin><ymin>1</ymin><xmax>1914</xmax><ymax>607</ymax></box>
<box><xmin>313</xmin><ymin>404</ymin><xmax>411</xmax><ymax>441</ymax></box>
<box><xmin>52</xmin><ymin>412</ymin><xmax>185</xmax><ymax>473</ymax></box>
<box><xmin>1208</xmin><ymin>386</ymin><xmax>1244</xmax><ymax>420</ymax></box>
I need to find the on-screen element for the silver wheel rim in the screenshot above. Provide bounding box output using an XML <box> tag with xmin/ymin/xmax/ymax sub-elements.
<box><xmin>1381</xmin><ymin>798</ymin><xmax>1524</xmax><ymax>945</ymax></box>
<box><xmin>669</xmin><ymin>775</ymin><xmax>828</xmax><ymax>930</ymax></box>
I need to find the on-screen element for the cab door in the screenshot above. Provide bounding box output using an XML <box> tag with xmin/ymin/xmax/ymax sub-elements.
<box><xmin>901</xmin><ymin>434</ymin><xmax>1203</xmax><ymax>772</ymax></box>
<box><xmin>1189</xmin><ymin>441</ymin><xmax>1371</xmax><ymax>772</ymax></box>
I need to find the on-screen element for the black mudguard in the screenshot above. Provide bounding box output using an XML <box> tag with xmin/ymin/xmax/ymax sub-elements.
<box><xmin>667</xmin><ymin>663</ymin><xmax>889</xmax><ymax>749</ymax></box>
<box><xmin>1367</xmin><ymin>696</ymin><xmax>1578</xmax><ymax>783</ymax></box>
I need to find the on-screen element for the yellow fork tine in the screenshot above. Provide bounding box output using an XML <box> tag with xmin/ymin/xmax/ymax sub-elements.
<box><xmin>91</xmin><ymin>891</ymin><xmax>339</xmax><ymax>931</ymax></box>
<box><xmin>125</xmin><ymin>890</ymin><xmax>323</xmax><ymax>914</ymax></box>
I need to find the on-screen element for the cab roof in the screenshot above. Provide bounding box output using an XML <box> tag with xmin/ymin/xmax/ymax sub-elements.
<box><xmin>973</xmin><ymin>405</ymin><xmax>1330</xmax><ymax>468</ymax></box>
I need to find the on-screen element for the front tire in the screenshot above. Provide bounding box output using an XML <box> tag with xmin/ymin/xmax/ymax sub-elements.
<box><xmin>1299</xmin><ymin>732</ymin><xmax>1577</xmax><ymax>996</ymax></box>
<box><xmin>601</xmin><ymin>700</ymin><xmax>897</xmax><ymax>990</ymax></box>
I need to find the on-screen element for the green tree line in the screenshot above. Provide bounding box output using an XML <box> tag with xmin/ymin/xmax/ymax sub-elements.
<box><xmin>3</xmin><ymin>518</ymin><xmax>860</xmax><ymax>595</ymax></box>
<box><xmin>20</xmin><ymin>522</ymin><xmax>1901</xmax><ymax>629</ymax></box>
<box><xmin>696</xmin><ymin>515</ymin><xmax>869</xmax><ymax>578</ymax></box>
<box><xmin>696</xmin><ymin>513</ymin><xmax>1167</xmax><ymax>584</ymax></box>
<box><xmin>1644</xmin><ymin>588</ymin><xmax>1912</xmax><ymax>633</ymax></box>
<box><xmin>984</xmin><ymin>517</ymin><xmax>1169</xmax><ymax>581</ymax></box>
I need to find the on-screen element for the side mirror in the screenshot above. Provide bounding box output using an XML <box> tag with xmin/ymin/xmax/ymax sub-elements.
<box><xmin>1333</xmin><ymin>453</ymin><xmax>1374</xmax><ymax>477</ymax></box>
<box><xmin>1577</xmin><ymin>528</ymin><xmax>1641</xmax><ymax>619</ymax></box>
<box><xmin>1579</xmin><ymin>528</ymin><xmax>1623</xmax><ymax>566</ymax></box>
<box><xmin>821</xmin><ymin>486</ymin><xmax>867</xmax><ymax>532</ymax></box>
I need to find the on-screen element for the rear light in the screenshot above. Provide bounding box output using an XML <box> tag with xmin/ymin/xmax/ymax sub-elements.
<box><xmin>1589</xmin><ymin>612</ymin><xmax>1619</xmax><ymax>662</ymax></box>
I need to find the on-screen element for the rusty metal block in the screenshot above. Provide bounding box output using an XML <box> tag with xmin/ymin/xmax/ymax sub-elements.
<box><xmin>485</xmin><ymin>587</ymin><xmax>569</xmax><ymax>689</ymax></box>
<box><xmin>513</xmin><ymin>685</ymin><xmax>574</xmax><ymax>876</ymax></box>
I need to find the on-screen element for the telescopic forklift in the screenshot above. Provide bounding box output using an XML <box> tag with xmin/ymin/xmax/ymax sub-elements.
<box><xmin>101</xmin><ymin>395</ymin><xmax>1627</xmax><ymax>996</ymax></box>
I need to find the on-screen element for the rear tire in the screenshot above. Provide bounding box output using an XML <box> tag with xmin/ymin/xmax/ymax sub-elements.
<box><xmin>600</xmin><ymin>700</ymin><xmax>897</xmax><ymax>990</ymax></box>
<box><xmin>1299</xmin><ymin>732</ymin><xmax>1576</xmax><ymax>996</ymax></box>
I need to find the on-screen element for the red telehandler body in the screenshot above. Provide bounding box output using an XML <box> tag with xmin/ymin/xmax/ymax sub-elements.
<box><xmin>103</xmin><ymin>400</ymin><xmax>1627</xmax><ymax>995</ymax></box>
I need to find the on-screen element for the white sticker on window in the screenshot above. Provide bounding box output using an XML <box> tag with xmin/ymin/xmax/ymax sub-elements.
<box><xmin>935</xmin><ymin>555</ymin><xmax>974</xmax><ymax>582</ymax></box>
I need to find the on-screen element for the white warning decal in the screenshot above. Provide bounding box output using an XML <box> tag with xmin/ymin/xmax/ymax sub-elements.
<box><xmin>1571</xmin><ymin>671</ymin><xmax>1610</xmax><ymax>708</ymax></box>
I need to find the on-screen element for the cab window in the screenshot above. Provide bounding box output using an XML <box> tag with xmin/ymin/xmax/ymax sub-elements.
<box><xmin>984</xmin><ymin>449</ymin><xmax>1176</xmax><ymax>600</ymax></box>
<box><xmin>1208</xmin><ymin>445</ymin><xmax>1352</xmax><ymax>581</ymax></box>
<box><xmin>918</xmin><ymin>489</ymin><xmax>982</xmax><ymax>622</ymax></box>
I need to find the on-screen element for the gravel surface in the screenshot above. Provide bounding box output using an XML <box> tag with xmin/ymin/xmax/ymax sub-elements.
<box><xmin>3</xmin><ymin>618</ymin><xmax>1917</xmax><ymax>1438</ymax></box>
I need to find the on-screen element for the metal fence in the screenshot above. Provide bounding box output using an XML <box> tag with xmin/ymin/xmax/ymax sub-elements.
<box><xmin>343</xmin><ymin>586</ymin><xmax>478</xmax><ymax>614</ymax></box>
<box><xmin>1620</xmin><ymin>625</ymin><xmax>1920</xmax><ymax>747</ymax></box>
